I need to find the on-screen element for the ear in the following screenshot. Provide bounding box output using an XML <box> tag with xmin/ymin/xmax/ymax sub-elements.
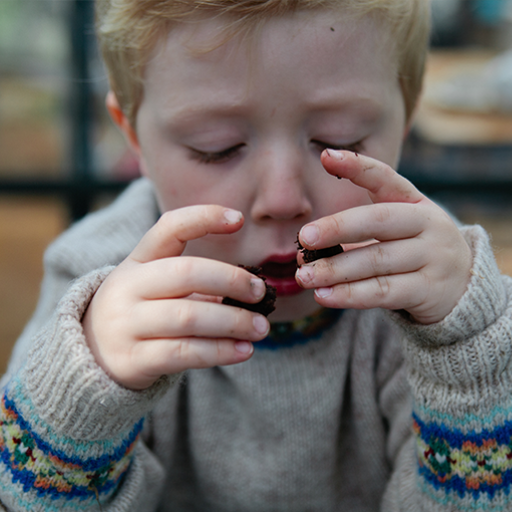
<box><xmin>403</xmin><ymin>122</ymin><xmax>412</xmax><ymax>140</ymax></box>
<box><xmin>106</xmin><ymin>91</ymin><xmax>141</xmax><ymax>154</ymax></box>
<box><xmin>403</xmin><ymin>91</ymin><xmax>423</xmax><ymax>140</ymax></box>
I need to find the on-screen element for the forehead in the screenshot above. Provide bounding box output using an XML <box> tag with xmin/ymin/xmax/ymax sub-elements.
<box><xmin>140</xmin><ymin>10</ymin><xmax>399</xmax><ymax>119</ymax></box>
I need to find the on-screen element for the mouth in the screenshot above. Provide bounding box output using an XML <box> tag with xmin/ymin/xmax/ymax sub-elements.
<box><xmin>259</xmin><ymin>254</ymin><xmax>302</xmax><ymax>296</ymax></box>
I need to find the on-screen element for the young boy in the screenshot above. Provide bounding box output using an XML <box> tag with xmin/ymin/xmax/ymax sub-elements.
<box><xmin>1</xmin><ymin>0</ymin><xmax>511</xmax><ymax>510</ymax></box>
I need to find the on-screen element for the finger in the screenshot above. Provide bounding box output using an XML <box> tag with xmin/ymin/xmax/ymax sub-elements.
<box><xmin>296</xmin><ymin>239</ymin><xmax>428</xmax><ymax>289</ymax></box>
<box><xmin>130</xmin><ymin>258</ymin><xmax>266</xmax><ymax>303</ymax></box>
<box><xmin>128</xmin><ymin>337</ymin><xmax>255</xmax><ymax>388</ymax></box>
<box><xmin>130</xmin><ymin>205</ymin><xmax>243</xmax><ymax>263</ymax></box>
<box><xmin>129</xmin><ymin>299</ymin><xmax>270</xmax><ymax>341</ymax></box>
<box><xmin>320</xmin><ymin>149</ymin><xmax>425</xmax><ymax>205</ymax></box>
<box><xmin>299</xmin><ymin>202</ymin><xmax>429</xmax><ymax>250</ymax></box>
<box><xmin>312</xmin><ymin>273</ymin><xmax>428</xmax><ymax>313</ymax></box>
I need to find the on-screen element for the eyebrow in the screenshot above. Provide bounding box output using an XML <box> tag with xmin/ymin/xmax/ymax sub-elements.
<box><xmin>303</xmin><ymin>94</ymin><xmax>384</xmax><ymax>117</ymax></box>
<box><xmin>157</xmin><ymin>103</ymin><xmax>248</xmax><ymax>130</ymax></box>
<box><xmin>159</xmin><ymin>93</ymin><xmax>383</xmax><ymax>130</ymax></box>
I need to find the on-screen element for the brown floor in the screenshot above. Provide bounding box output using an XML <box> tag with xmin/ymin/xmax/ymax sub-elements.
<box><xmin>0</xmin><ymin>197</ymin><xmax>68</xmax><ymax>373</ymax></box>
<box><xmin>0</xmin><ymin>196</ymin><xmax>511</xmax><ymax>375</ymax></box>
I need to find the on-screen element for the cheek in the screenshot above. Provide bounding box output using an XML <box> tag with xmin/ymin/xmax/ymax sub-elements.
<box><xmin>146</xmin><ymin>158</ymin><xmax>218</xmax><ymax>210</ymax></box>
<box><xmin>153</xmin><ymin>168</ymin><xmax>253</xmax><ymax>214</ymax></box>
<box><xmin>182</xmin><ymin>232</ymin><xmax>242</xmax><ymax>263</ymax></box>
<box><xmin>313</xmin><ymin>178</ymin><xmax>371</xmax><ymax>218</ymax></box>
<box><xmin>153</xmin><ymin>176</ymin><xmax>196</xmax><ymax>212</ymax></box>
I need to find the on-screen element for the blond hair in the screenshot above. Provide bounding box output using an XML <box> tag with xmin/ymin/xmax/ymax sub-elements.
<box><xmin>96</xmin><ymin>0</ymin><xmax>431</xmax><ymax>128</ymax></box>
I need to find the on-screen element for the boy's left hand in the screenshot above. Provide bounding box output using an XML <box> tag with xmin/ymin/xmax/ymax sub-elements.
<box><xmin>296</xmin><ymin>149</ymin><xmax>473</xmax><ymax>325</ymax></box>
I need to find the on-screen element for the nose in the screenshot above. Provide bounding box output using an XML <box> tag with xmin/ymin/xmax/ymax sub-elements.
<box><xmin>250</xmin><ymin>144</ymin><xmax>313</xmax><ymax>223</ymax></box>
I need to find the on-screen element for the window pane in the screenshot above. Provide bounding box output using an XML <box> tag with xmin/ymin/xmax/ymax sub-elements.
<box><xmin>0</xmin><ymin>0</ymin><xmax>71</xmax><ymax>177</ymax></box>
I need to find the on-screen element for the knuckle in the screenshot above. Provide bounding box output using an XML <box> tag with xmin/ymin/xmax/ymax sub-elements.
<box><xmin>197</xmin><ymin>204</ymin><xmax>223</xmax><ymax>230</ymax></box>
<box><xmin>182</xmin><ymin>339</ymin><xmax>228</xmax><ymax>369</ymax></box>
<box><xmin>196</xmin><ymin>205</ymin><xmax>211</xmax><ymax>227</ymax></box>
<box><xmin>344</xmin><ymin>282</ymin><xmax>355</xmax><ymax>302</ymax></box>
<box><xmin>322</xmin><ymin>258</ymin><xmax>338</xmax><ymax>281</ymax></box>
<box><xmin>311</xmin><ymin>258</ymin><xmax>336</xmax><ymax>286</ymax></box>
<box><xmin>382</xmin><ymin>162</ymin><xmax>395</xmax><ymax>176</ymax></box>
<box><xmin>229</xmin><ymin>266</ymin><xmax>243</xmax><ymax>290</ymax></box>
<box><xmin>174</xmin><ymin>339</ymin><xmax>192</xmax><ymax>365</ymax></box>
<box><xmin>368</xmin><ymin>244</ymin><xmax>387</xmax><ymax>273</ymax></box>
<box><xmin>215</xmin><ymin>341</ymin><xmax>225</xmax><ymax>363</ymax></box>
<box><xmin>159</xmin><ymin>209</ymin><xmax>173</xmax><ymax>223</ymax></box>
<box><xmin>328</xmin><ymin>214</ymin><xmax>344</xmax><ymax>240</ymax></box>
<box><xmin>341</xmin><ymin>282</ymin><xmax>360</xmax><ymax>308</ymax></box>
<box><xmin>375</xmin><ymin>162</ymin><xmax>396</xmax><ymax>183</ymax></box>
<box><xmin>175</xmin><ymin>338</ymin><xmax>203</xmax><ymax>368</ymax></box>
<box><xmin>158</xmin><ymin>210</ymin><xmax>175</xmax><ymax>231</ymax></box>
<box><xmin>419</xmin><ymin>272</ymin><xmax>433</xmax><ymax>301</ymax></box>
<box><xmin>173</xmin><ymin>256</ymin><xmax>195</xmax><ymax>278</ymax></box>
<box><xmin>176</xmin><ymin>301</ymin><xmax>197</xmax><ymax>332</ymax></box>
<box><xmin>374</xmin><ymin>204</ymin><xmax>392</xmax><ymax>224</ymax></box>
<box><xmin>231</xmin><ymin>308</ymin><xmax>249</xmax><ymax>336</ymax></box>
<box><xmin>374</xmin><ymin>275</ymin><xmax>391</xmax><ymax>298</ymax></box>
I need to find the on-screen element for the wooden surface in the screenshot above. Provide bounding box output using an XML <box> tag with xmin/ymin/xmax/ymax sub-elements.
<box><xmin>416</xmin><ymin>50</ymin><xmax>512</xmax><ymax>144</ymax></box>
<box><xmin>0</xmin><ymin>197</ymin><xmax>67</xmax><ymax>373</ymax></box>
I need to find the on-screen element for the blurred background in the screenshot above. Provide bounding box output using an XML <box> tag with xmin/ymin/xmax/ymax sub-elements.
<box><xmin>1</xmin><ymin>0</ymin><xmax>512</xmax><ymax>373</ymax></box>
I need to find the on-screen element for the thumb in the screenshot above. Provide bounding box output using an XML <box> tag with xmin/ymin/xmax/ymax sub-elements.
<box><xmin>130</xmin><ymin>205</ymin><xmax>243</xmax><ymax>263</ymax></box>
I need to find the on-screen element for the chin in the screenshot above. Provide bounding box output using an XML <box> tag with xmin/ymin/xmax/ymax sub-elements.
<box><xmin>267</xmin><ymin>289</ymin><xmax>319</xmax><ymax>323</ymax></box>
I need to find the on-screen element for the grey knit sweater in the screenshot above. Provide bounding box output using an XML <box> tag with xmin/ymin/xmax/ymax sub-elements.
<box><xmin>0</xmin><ymin>178</ymin><xmax>511</xmax><ymax>512</ymax></box>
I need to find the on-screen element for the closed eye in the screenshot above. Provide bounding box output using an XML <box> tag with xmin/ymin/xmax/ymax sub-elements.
<box><xmin>311</xmin><ymin>140</ymin><xmax>363</xmax><ymax>155</ymax></box>
<box><xmin>188</xmin><ymin>143</ymin><xmax>245</xmax><ymax>164</ymax></box>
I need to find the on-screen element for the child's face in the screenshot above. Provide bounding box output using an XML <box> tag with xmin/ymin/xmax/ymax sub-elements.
<box><xmin>134</xmin><ymin>10</ymin><xmax>406</xmax><ymax>321</ymax></box>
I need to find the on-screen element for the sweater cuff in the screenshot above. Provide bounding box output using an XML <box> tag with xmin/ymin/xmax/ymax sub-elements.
<box><xmin>17</xmin><ymin>267</ymin><xmax>178</xmax><ymax>442</ymax></box>
<box><xmin>390</xmin><ymin>224</ymin><xmax>507</xmax><ymax>347</ymax></box>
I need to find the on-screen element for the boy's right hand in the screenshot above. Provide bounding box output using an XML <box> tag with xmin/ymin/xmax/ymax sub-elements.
<box><xmin>82</xmin><ymin>205</ymin><xmax>270</xmax><ymax>390</ymax></box>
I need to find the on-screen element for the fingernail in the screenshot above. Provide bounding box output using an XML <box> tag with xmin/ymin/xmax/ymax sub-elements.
<box><xmin>250</xmin><ymin>277</ymin><xmax>266</xmax><ymax>298</ymax></box>
<box><xmin>326</xmin><ymin>148</ymin><xmax>344</xmax><ymax>160</ymax></box>
<box><xmin>224</xmin><ymin>209</ymin><xmax>242</xmax><ymax>224</ymax></box>
<box><xmin>253</xmin><ymin>315</ymin><xmax>269</xmax><ymax>336</ymax></box>
<box><xmin>235</xmin><ymin>341</ymin><xmax>253</xmax><ymax>354</ymax></box>
<box><xmin>301</xmin><ymin>224</ymin><xmax>319</xmax><ymax>246</ymax></box>
<box><xmin>296</xmin><ymin>265</ymin><xmax>314</xmax><ymax>285</ymax></box>
<box><xmin>315</xmin><ymin>287</ymin><xmax>333</xmax><ymax>298</ymax></box>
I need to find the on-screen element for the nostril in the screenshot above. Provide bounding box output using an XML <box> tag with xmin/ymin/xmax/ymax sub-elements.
<box><xmin>257</xmin><ymin>204</ymin><xmax>311</xmax><ymax>222</ymax></box>
<box><xmin>252</xmin><ymin>184</ymin><xmax>312</xmax><ymax>221</ymax></box>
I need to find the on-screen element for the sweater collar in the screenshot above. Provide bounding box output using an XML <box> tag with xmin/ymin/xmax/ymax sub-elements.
<box><xmin>256</xmin><ymin>308</ymin><xmax>343</xmax><ymax>350</ymax></box>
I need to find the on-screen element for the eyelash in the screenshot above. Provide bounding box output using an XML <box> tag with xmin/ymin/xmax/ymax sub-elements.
<box><xmin>312</xmin><ymin>140</ymin><xmax>363</xmax><ymax>154</ymax></box>
<box><xmin>188</xmin><ymin>139</ymin><xmax>363</xmax><ymax>165</ymax></box>
<box><xmin>189</xmin><ymin>144</ymin><xmax>245</xmax><ymax>164</ymax></box>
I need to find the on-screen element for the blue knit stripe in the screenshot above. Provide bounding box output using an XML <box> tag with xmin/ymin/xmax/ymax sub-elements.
<box><xmin>9</xmin><ymin>375</ymin><xmax>140</xmax><ymax>457</ymax></box>
<box><xmin>256</xmin><ymin>308</ymin><xmax>343</xmax><ymax>350</ymax></box>
<box><xmin>0</xmin><ymin>388</ymin><xmax>142</xmax><ymax>501</ymax></box>
<box><xmin>418</xmin><ymin>462</ymin><xmax>512</xmax><ymax>501</ymax></box>
<box><xmin>413</xmin><ymin>412</ymin><xmax>512</xmax><ymax>450</ymax></box>
<box><xmin>2</xmin><ymin>390</ymin><xmax>143</xmax><ymax>470</ymax></box>
<box><xmin>413</xmin><ymin>411</ymin><xmax>512</xmax><ymax>503</ymax></box>
<box><xmin>0</xmin><ymin>448</ymin><xmax>124</xmax><ymax>500</ymax></box>
<box><xmin>417</xmin><ymin>476</ymin><xmax>512</xmax><ymax>512</ymax></box>
<box><xmin>0</xmin><ymin>473</ymin><xmax>98</xmax><ymax>511</ymax></box>
<box><xmin>415</xmin><ymin>402</ymin><xmax>512</xmax><ymax>432</ymax></box>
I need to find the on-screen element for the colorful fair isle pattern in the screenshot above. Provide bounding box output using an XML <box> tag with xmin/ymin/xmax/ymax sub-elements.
<box><xmin>414</xmin><ymin>409</ymin><xmax>512</xmax><ymax>508</ymax></box>
<box><xmin>0</xmin><ymin>389</ymin><xmax>143</xmax><ymax>505</ymax></box>
<box><xmin>258</xmin><ymin>308</ymin><xmax>343</xmax><ymax>349</ymax></box>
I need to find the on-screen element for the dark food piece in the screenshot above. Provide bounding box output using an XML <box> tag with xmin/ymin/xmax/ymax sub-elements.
<box><xmin>296</xmin><ymin>236</ymin><xmax>344</xmax><ymax>264</ymax></box>
<box><xmin>222</xmin><ymin>266</ymin><xmax>277</xmax><ymax>317</ymax></box>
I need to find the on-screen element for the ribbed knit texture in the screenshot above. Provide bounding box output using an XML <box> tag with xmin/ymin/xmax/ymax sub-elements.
<box><xmin>0</xmin><ymin>178</ymin><xmax>510</xmax><ymax>511</ymax></box>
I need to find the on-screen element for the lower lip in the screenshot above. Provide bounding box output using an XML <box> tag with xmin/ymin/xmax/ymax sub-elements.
<box><xmin>264</xmin><ymin>275</ymin><xmax>303</xmax><ymax>296</ymax></box>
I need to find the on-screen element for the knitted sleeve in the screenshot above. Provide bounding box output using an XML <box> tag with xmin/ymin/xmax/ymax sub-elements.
<box><xmin>0</xmin><ymin>269</ymin><xmax>177</xmax><ymax>511</ymax></box>
<box><xmin>383</xmin><ymin>224</ymin><xmax>512</xmax><ymax>511</ymax></box>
